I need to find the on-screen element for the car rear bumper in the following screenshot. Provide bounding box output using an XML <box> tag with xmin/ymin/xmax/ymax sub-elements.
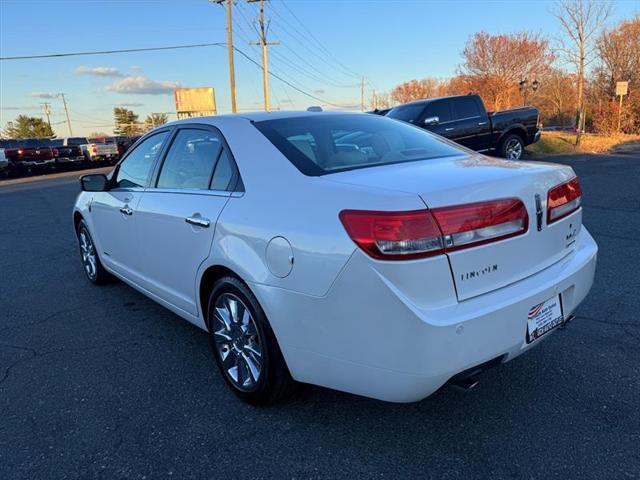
<box><xmin>531</xmin><ymin>130</ymin><xmax>541</xmax><ymax>144</ymax></box>
<box><xmin>253</xmin><ymin>228</ymin><xmax>597</xmax><ymax>402</ymax></box>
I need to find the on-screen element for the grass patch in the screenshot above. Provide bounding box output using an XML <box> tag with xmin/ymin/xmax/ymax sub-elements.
<box><xmin>527</xmin><ymin>131</ymin><xmax>640</xmax><ymax>156</ymax></box>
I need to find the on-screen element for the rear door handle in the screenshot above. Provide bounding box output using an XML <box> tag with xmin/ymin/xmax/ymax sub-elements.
<box><xmin>185</xmin><ymin>216</ymin><xmax>210</xmax><ymax>228</ymax></box>
<box><xmin>119</xmin><ymin>206</ymin><xmax>133</xmax><ymax>216</ymax></box>
<box><xmin>445</xmin><ymin>127</ymin><xmax>455</xmax><ymax>132</ymax></box>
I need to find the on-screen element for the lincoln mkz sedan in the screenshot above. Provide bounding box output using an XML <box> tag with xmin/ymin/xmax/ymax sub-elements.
<box><xmin>73</xmin><ymin>111</ymin><xmax>597</xmax><ymax>404</ymax></box>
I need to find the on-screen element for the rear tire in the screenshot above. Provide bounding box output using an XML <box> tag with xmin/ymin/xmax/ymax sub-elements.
<box><xmin>77</xmin><ymin>220</ymin><xmax>111</xmax><ymax>285</ymax></box>
<box><xmin>499</xmin><ymin>133</ymin><xmax>524</xmax><ymax>160</ymax></box>
<box><xmin>207</xmin><ymin>276</ymin><xmax>295</xmax><ymax>405</ymax></box>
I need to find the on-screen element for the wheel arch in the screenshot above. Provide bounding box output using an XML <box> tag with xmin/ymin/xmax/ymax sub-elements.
<box><xmin>199</xmin><ymin>264</ymin><xmax>247</xmax><ymax>329</ymax></box>
<box><xmin>498</xmin><ymin>126</ymin><xmax>527</xmax><ymax>147</ymax></box>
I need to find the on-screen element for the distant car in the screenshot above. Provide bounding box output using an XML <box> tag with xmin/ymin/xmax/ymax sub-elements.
<box><xmin>3</xmin><ymin>138</ymin><xmax>56</xmax><ymax>173</ymax></box>
<box><xmin>73</xmin><ymin>111</ymin><xmax>597</xmax><ymax>404</ymax></box>
<box><xmin>86</xmin><ymin>138</ymin><xmax>120</xmax><ymax>163</ymax></box>
<box><xmin>51</xmin><ymin>138</ymin><xmax>85</xmax><ymax>165</ymax></box>
<box><xmin>102</xmin><ymin>136</ymin><xmax>135</xmax><ymax>158</ymax></box>
<box><xmin>386</xmin><ymin>94</ymin><xmax>541</xmax><ymax>160</ymax></box>
<box><xmin>0</xmin><ymin>148</ymin><xmax>8</xmax><ymax>177</ymax></box>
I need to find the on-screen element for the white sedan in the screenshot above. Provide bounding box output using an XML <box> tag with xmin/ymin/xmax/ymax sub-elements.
<box><xmin>73</xmin><ymin>111</ymin><xmax>597</xmax><ymax>404</ymax></box>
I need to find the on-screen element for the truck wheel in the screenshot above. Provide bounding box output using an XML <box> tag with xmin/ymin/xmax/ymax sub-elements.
<box><xmin>499</xmin><ymin>134</ymin><xmax>524</xmax><ymax>160</ymax></box>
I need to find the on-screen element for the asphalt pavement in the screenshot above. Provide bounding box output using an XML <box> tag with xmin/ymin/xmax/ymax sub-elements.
<box><xmin>1</xmin><ymin>154</ymin><xmax>639</xmax><ymax>479</ymax></box>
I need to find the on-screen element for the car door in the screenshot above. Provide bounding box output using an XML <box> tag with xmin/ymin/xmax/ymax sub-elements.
<box><xmin>90</xmin><ymin>130</ymin><xmax>170</xmax><ymax>280</ymax></box>
<box><xmin>449</xmin><ymin>96</ymin><xmax>491</xmax><ymax>150</ymax></box>
<box><xmin>134</xmin><ymin>126</ymin><xmax>242</xmax><ymax>316</ymax></box>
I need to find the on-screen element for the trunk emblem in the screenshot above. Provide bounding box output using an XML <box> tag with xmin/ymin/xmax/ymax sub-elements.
<box><xmin>535</xmin><ymin>194</ymin><xmax>543</xmax><ymax>231</ymax></box>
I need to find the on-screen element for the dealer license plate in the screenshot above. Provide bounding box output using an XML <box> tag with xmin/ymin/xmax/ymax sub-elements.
<box><xmin>527</xmin><ymin>295</ymin><xmax>563</xmax><ymax>343</ymax></box>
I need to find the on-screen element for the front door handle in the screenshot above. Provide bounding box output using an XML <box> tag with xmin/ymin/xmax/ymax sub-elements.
<box><xmin>478</xmin><ymin>121</ymin><xmax>488</xmax><ymax>126</ymax></box>
<box><xmin>185</xmin><ymin>216</ymin><xmax>211</xmax><ymax>228</ymax></box>
<box><xmin>445</xmin><ymin>127</ymin><xmax>455</xmax><ymax>132</ymax></box>
<box><xmin>119</xmin><ymin>206</ymin><xmax>133</xmax><ymax>216</ymax></box>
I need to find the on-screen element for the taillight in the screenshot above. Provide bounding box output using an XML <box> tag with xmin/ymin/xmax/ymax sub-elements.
<box><xmin>340</xmin><ymin>198</ymin><xmax>529</xmax><ymax>260</ymax></box>
<box><xmin>432</xmin><ymin>198</ymin><xmax>528</xmax><ymax>251</ymax></box>
<box><xmin>339</xmin><ymin>210</ymin><xmax>444</xmax><ymax>260</ymax></box>
<box><xmin>92</xmin><ymin>145</ymin><xmax>98</xmax><ymax>154</ymax></box>
<box><xmin>17</xmin><ymin>149</ymin><xmax>23</xmax><ymax>155</ymax></box>
<box><xmin>53</xmin><ymin>148</ymin><xmax>59</xmax><ymax>157</ymax></box>
<box><xmin>547</xmin><ymin>177</ymin><xmax>581</xmax><ymax>224</ymax></box>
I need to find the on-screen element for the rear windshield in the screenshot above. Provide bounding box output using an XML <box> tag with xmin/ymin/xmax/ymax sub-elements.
<box><xmin>23</xmin><ymin>139</ymin><xmax>51</xmax><ymax>147</ymax></box>
<box><xmin>254</xmin><ymin>114</ymin><xmax>465</xmax><ymax>176</ymax></box>
<box><xmin>67</xmin><ymin>137</ymin><xmax>88</xmax><ymax>145</ymax></box>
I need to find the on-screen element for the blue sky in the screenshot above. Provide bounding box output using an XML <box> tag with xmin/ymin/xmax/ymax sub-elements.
<box><xmin>1</xmin><ymin>0</ymin><xmax>637</xmax><ymax>136</ymax></box>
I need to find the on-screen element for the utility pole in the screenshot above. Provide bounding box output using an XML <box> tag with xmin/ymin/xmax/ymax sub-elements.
<box><xmin>41</xmin><ymin>103</ymin><xmax>52</xmax><ymax>128</ymax></box>
<box><xmin>360</xmin><ymin>77</ymin><xmax>365</xmax><ymax>112</ymax></box>
<box><xmin>248</xmin><ymin>0</ymin><xmax>278</xmax><ymax>111</ymax></box>
<box><xmin>58</xmin><ymin>93</ymin><xmax>73</xmax><ymax>136</ymax></box>
<box><xmin>211</xmin><ymin>0</ymin><xmax>237</xmax><ymax>113</ymax></box>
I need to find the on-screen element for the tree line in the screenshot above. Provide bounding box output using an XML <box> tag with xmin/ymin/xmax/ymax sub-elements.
<box><xmin>374</xmin><ymin>4</ymin><xmax>638</xmax><ymax>142</ymax></box>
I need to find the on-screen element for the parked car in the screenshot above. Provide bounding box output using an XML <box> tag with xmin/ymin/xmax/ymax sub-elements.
<box><xmin>83</xmin><ymin>137</ymin><xmax>119</xmax><ymax>163</ymax></box>
<box><xmin>102</xmin><ymin>136</ymin><xmax>135</xmax><ymax>157</ymax></box>
<box><xmin>3</xmin><ymin>138</ymin><xmax>57</xmax><ymax>173</ymax></box>
<box><xmin>74</xmin><ymin>111</ymin><xmax>596</xmax><ymax>404</ymax></box>
<box><xmin>386</xmin><ymin>94</ymin><xmax>541</xmax><ymax>160</ymax></box>
<box><xmin>0</xmin><ymin>148</ymin><xmax>8</xmax><ymax>177</ymax></box>
<box><xmin>51</xmin><ymin>138</ymin><xmax>85</xmax><ymax>165</ymax></box>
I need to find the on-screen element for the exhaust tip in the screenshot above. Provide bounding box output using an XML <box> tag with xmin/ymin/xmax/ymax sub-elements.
<box><xmin>453</xmin><ymin>376</ymin><xmax>480</xmax><ymax>391</ymax></box>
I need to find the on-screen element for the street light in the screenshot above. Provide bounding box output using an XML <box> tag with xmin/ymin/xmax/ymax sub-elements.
<box><xmin>519</xmin><ymin>79</ymin><xmax>540</xmax><ymax>106</ymax></box>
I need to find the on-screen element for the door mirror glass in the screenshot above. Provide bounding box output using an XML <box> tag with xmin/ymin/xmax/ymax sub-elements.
<box><xmin>424</xmin><ymin>116</ymin><xmax>440</xmax><ymax>126</ymax></box>
<box><xmin>80</xmin><ymin>174</ymin><xmax>108</xmax><ymax>192</ymax></box>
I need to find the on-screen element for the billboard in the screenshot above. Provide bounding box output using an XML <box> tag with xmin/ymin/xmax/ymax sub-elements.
<box><xmin>174</xmin><ymin>87</ymin><xmax>217</xmax><ymax>119</ymax></box>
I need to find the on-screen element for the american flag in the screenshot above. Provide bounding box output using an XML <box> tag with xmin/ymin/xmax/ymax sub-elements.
<box><xmin>528</xmin><ymin>302</ymin><xmax>544</xmax><ymax>319</ymax></box>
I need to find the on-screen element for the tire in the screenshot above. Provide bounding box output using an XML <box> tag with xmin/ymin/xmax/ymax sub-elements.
<box><xmin>76</xmin><ymin>220</ymin><xmax>111</xmax><ymax>285</ymax></box>
<box><xmin>207</xmin><ymin>276</ymin><xmax>295</xmax><ymax>404</ymax></box>
<box><xmin>499</xmin><ymin>133</ymin><xmax>524</xmax><ymax>160</ymax></box>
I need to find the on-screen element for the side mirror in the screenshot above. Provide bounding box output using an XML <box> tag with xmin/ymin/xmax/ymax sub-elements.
<box><xmin>80</xmin><ymin>174</ymin><xmax>109</xmax><ymax>192</ymax></box>
<box><xmin>423</xmin><ymin>116</ymin><xmax>440</xmax><ymax>126</ymax></box>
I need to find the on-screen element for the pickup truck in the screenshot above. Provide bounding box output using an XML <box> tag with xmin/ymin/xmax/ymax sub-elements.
<box><xmin>385</xmin><ymin>94</ymin><xmax>540</xmax><ymax>160</ymax></box>
<box><xmin>50</xmin><ymin>138</ymin><xmax>85</xmax><ymax>164</ymax></box>
<box><xmin>63</xmin><ymin>137</ymin><xmax>118</xmax><ymax>163</ymax></box>
<box><xmin>1</xmin><ymin>138</ymin><xmax>57</xmax><ymax>173</ymax></box>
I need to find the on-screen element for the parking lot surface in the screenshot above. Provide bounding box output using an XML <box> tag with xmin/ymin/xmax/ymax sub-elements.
<box><xmin>1</xmin><ymin>154</ymin><xmax>639</xmax><ymax>479</ymax></box>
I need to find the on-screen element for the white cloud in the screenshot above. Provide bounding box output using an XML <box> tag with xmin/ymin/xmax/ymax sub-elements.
<box><xmin>117</xmin><ymin>102</ymin><xmax>144</xmax><ymax>107</ymax></box>
<box><xmin>130</xmin><ymin>65</ymin><xmax>143</xmax><ymax>72</ymax></box>
<box><xmin>30</xmin><ymin>92</ymin><xmax>57</xmax><ymax>99</ymax></box>
<box><xmin>75</xmin><ymin>66</ymin><xmax>123</xmax><ymax>77</ymax></box>
<box><xmin>106</xmin><ymin>75</ymin><xmax>178</xmax><ymax>95</ymax></box>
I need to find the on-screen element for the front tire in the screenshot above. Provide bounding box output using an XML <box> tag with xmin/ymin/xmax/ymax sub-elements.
<box><xmin>207</xmin><ymin>276</ymin><xmax>295</xmax><ymax>404</ymax></box>
<box><xmin>499</xmin><ymin>134</ymin><xmax>524</xmax><ymax>160</ymax></box>
<box><xmin>77</xmin><ymin>220</ymin><xmax>111</xmax><ymax>285</ymax></box>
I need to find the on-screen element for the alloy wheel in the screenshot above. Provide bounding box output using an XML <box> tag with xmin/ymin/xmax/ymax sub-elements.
<box><xmin>213</xmin><ymin>293</ymin><xmax>263</xmax><ymax>391</ymax></box>
<box><xmin>505</xmin><ymin>138</ymin><xmax>523</xmax><ymax>160</ymax></box>
<box><xmin>79</xmin><ymin>228</ymin><xmax>97</xmax><ymax>280</ymax></box>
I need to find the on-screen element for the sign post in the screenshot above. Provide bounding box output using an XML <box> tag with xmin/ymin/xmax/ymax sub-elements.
<box><xmin>616</xmin><ymin>81</ymin><xmax>628</xmax><ymax>133</ymax></box>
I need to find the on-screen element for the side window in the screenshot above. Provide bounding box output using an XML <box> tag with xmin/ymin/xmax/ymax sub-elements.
<box><xmin>157</xmin><ymin>129</ymin><xmax>222</xmax><ymax>190</ymax></box>
<box><xmin>452</xmin><ymin>97</ymin><xmax>482</xmax><ymax>120</ymax></box>
<box><xmin>115</xmin><ymin>132</ymin><xmax>169</xmax><ymax>188</ymax></box>
<box><xmin>425</xmin><ymin>101</ymin><xmax>452</xmax><ymax>123</ymax></box>
<box><xmin>211</xmin><ymin>149</ymin><xmax>241</xmax><ymax>191</ymax></box>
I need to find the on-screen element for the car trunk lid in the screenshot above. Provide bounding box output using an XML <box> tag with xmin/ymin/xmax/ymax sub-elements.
<box><xmin>326</xmin><ymin>154</ymin><xmax>581</xmax><ymax>300</ymax></box>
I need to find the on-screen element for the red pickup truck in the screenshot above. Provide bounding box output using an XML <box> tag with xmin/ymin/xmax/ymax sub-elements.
<box><xmin>2</xmin><ymin>138</ymin><xmax>57</xmax><ymax>173</ymax></box>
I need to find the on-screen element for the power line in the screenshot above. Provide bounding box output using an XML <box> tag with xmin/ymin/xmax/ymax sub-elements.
<box><xmin>0</xmin><ymin>42</ymin><xmax>226</xmax><ymax>61</ymax></box>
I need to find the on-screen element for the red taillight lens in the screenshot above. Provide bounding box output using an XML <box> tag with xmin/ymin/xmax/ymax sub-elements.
<box><xmin>17</xmin><ymin>149</ymin><xmax>23</xmax><ymax>155</ymax></box>
<box><xmin>53</xmin><ymin>148</ymin><xmax>59</xmax><ymax>157</ymax></box>
<box><xmin>547</xmin><ymin>177</ymin><xmax>581</xmax><ymax>224</ymax></box>
<box><xmin>340</xmin><ymin>198</ymin><xmax>529</xmax><ymax>260</ymax></box>
<box><xmin>339</xmin><ymin>209</ymin><xmax>444</xmax><ymax>260</ymax></box>
<box><xmin>432</xmin><ymin>198</ymin><xmax>529</xmax><ymax>251</ymax></box>
<box><xmin>92</xmin><ymin>146</ymin><xmax>98</xmax><ymax>154</ymax></box>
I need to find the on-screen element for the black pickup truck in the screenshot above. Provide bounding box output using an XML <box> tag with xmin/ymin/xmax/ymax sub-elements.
<box><xmin>385</xmin><ymin>94</ymin><xmax>540</xmax><ymax>160</ymax></box>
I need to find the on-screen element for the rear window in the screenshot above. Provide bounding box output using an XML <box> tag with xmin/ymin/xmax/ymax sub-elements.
<box><xmin>452</xmin><ymin>97</ymin><xmax>482</xmax><ymax>119</ymax></box>
<box><xmin>67</xmin><ymin>137</ymin><xmax>88</xmax><ymax>146</ymax></box>
<box><xmin>254</xmin><ymin>114</ymin><xmax>465</xmax><ymax>176</ymax></box>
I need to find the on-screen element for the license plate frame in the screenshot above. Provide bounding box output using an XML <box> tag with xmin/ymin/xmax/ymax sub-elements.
<box><xmin>526</xmin><ymin>294</ymin><xmax>564</xmax><ymax>344</ymax></box>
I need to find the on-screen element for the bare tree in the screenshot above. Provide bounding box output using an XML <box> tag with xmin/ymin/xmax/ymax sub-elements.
<box><xmin>554</xmin><ymin>0</ymin><xmax>611</xmax><ymax>144</ymax></box>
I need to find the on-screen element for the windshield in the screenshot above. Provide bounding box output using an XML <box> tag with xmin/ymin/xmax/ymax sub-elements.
<box><xmin>386</xmin><ymin>104</ymin><xmax>427</xmax><ymax>123</ymax></box>
<box><xmin>254</xmin><ymin>113</ymin><xmax>465</xmax><ymax>176</ymax></box>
